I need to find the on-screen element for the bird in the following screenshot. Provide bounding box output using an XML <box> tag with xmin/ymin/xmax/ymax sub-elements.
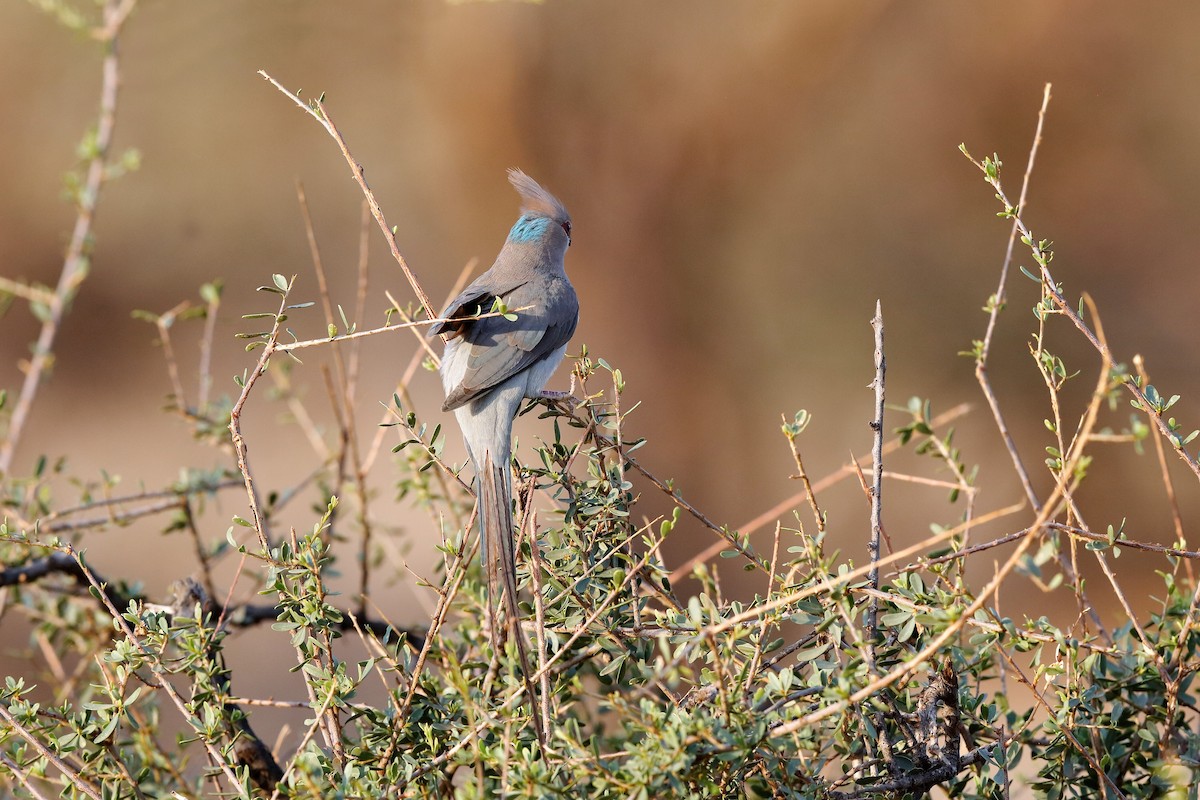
<box><xmin>431</xmin><ymin>168</ymin><xmax>579</xmax><ymax>694</ymax></box>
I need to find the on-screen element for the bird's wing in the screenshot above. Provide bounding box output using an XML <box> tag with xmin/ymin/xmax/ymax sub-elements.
<box><xmin>441</xmin><ymin>281</ymin><xmax>577</xmax><ymax>411</ymax></box>
<box><xmin>429</xmin><ymin>273</ymin><xmax>527</xmax><ymax>339</ymax></box>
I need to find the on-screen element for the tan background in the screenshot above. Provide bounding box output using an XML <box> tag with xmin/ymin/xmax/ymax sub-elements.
<box><xmin>2</xmin><ymin>1</ymin><xmax>1199</xmax><ymax>711</ymax></box>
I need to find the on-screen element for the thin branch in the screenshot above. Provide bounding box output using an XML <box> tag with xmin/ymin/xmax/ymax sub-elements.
<box><xmin>0</xmin><ymin>0</ymin><xmax>134</xmax><ymax>474</ymax></box>
<box><xmin>257</xmin><ymin>71</ymin><xmax>438</xmax><ymax>331</ymax></box>
<box><xmin>972</xmin><ymin>82</ymin><xmax>1053</xmax><ymax>510</ymax></box>
<box><xmin>228</xmin><ymin>286</ymin><xmax>291</xmax><ymax>551</ymax></box>
<box><xmin>272</xmin><ymin>307</ymin><xmax>517</xmax><ymax>353</ymax></box>
<box><xmin>865</xmin><ymin>301</ymin><xmax>885</xmax><ymax>664</ymax></box>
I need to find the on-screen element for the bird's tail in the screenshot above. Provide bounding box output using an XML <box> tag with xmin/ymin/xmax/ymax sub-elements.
<box><xmin>478</xmin><ymin>453</ymin><xmax>546</xmax><ymax>747</ymax></box>
<box><xmin>478</xmin><ymin>453</ymin><xmax>520</xmax><ymax>637</ymax></box>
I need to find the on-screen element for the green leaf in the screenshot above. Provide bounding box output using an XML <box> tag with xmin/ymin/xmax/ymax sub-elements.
<box><xmin>200</xmin><ymin>281</ymin><xmax>223</xmax><ymax>304</ymax></box>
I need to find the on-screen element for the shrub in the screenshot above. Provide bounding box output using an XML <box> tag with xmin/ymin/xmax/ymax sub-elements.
<box><xmin>2</xmin><ymin>9</ymin><xmax>1198</xmax><ymax>799</ymax></box>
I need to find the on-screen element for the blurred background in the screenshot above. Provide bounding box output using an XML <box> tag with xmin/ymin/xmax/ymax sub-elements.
<box><xmin>3</xmin><ymin>0</ymin><xmax>1200</xmax><ymax>709</ymax></box>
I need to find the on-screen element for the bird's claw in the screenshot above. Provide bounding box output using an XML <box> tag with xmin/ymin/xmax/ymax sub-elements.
<box><xmin>540</xmin><ymin>371</ymin><xmax>580</xmax><ymax>410</ymax></box>
<box><xmin>540</xmin><ymin>388</ymin><xmax>581</xmax><ymax>410</ymax></box>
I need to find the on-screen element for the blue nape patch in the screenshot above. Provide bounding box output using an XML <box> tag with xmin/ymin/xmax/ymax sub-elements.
<box><xmin>508</xmin><ymin>215</ymin><xmax>553</xmax><ymax>243</ymax></box>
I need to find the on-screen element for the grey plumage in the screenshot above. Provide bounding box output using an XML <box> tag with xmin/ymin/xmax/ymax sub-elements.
<box><xmin>432</xmin><ymin>169</ymin><xmax>578</xmax><ymax>720</ymax></box>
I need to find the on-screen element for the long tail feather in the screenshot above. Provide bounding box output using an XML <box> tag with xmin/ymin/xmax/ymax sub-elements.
<box><xmin>479</xmin><ymin>454</ymin><xmax>546</xmax><ymax>748</ymax></box>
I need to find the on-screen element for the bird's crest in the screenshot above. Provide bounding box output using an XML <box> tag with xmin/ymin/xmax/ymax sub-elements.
<box><xmin>508</xmin><ymin>168</ymin><xmax>570</xmax><ymax>223</ymax></box>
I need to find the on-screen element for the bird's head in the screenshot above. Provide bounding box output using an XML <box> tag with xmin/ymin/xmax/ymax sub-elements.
<box><xmin>506</xmin><ymin>168</ymin><xmax>572</xmax><ymax>251</ymax></box>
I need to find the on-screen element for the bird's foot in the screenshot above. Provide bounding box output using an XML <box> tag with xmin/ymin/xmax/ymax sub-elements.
<box><xmin>540</xmin><ymin>389</ymin><xmax>581</xmax><ymax>413</ymax></box>
<box><xmin>540</xmin><ymin>372</ymin><xmax>580</xmax><ymax>409</ymax></box>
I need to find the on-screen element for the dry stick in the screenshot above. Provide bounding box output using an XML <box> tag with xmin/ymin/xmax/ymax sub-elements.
<box><xmin>741</xmin><ymin>522</ymin><xmax>783</xmax><ymax>699</ymax></box>
<box><xmin>781</xmin><ymin>415</ymin><xmax>826</xmax><ymax>533</ymax></box>
<box><xmin>865</xmin><ymin>302</ymin><xmax>885</xmax><ymax>669</ymax></box>
<box><xmin>0</xmin><ymin>0</ymin><xmax>134</xmax><ymax>475</ymax></box>
<box><xmin>154</xmin><ymin>300</ymin><xmax>192</xmax><ymax>411</ymax></box>
<box><xmin>519</xmin><ymin>486</ymin><xmax>554</xmax><ymax>738</ymax></box>
<box><xmin>257</xmin><ymin>71</ymin><xmax>438</xmax><ymax>333</ymax></box>
<box><xmin>180</xmin><ymin>498</ymin><xmax>217</xmax><ymax>600</ymax></box>
<box><xmin>272</xmin><ymin>314</ymin><xmax>445</xmax><ymax>353</ymax></box>
<box><xmin>347</xmin><ymin>200</ymin><xmax>372</xmax><ymax>407</ymax></box>
<box><xmin>295</xmin><ymin>182</ymin><xmax>376</xmax><ymax>617</ymax></box>
<box><xmin>972</xmin><ymin>82</ymin><xmax>1052</xmax><ymax>510</ymax></box>
<box><xmin>669</xmin><ymin>403</ymin><xmax>973</xmax><ymax>583</ymax></box>
<box><xmin>1051</xmin><ymin>523</ymin><xmax>1200</xmax><ymax>559</ymax></box>
<box><xmin>851</xmin><ymin>457</ymin><xmax>894</xmax><ymax>555</ymax></box>
<box><xmin>40</xmin><ymin>497</ymin><xmax>185</xmax><ymax>535</ymax></box>
<box><xmin>39</xmin><ymin>480</ymin><xmax>239</xmax><ymax>525</ymax></box>
<box><xmin>881</xmin><ymin>471</ymin><xmax>965</xmax><ymax>493</ymax></box>
<box><xmin>1135</xmin><ymin>354</ymin><xmax>1189</xmax><ymax>577</ymax></box>
<box><xmin>903</xmin><ymin>527</ymin><xmax>1033</xmax><ymax>573</ymax></box>
<box><xmin>229</xmin><ymin>286</ymin><xmax>293</xmax><ymax>552</ymax></box>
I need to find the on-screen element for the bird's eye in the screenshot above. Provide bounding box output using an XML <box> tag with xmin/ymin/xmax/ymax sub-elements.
<box><xmin>561</xmin><ymin>221</ymin><xmax>572</xmax><ymax>237</ymax></box>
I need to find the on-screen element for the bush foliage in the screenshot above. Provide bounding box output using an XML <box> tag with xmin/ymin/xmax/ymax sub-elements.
<box><xmin>3</xmin><ymin>6</ymin><xmax>1200</xmax><ymax>799</ymax></box>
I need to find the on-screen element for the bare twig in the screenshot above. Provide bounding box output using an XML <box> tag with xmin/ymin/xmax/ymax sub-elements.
<box><xmin>781</xmin><ymin>412</ymin><xmax>825</xmax><ymax>533</ymax></box>
<box><xmin>228</xmin><ymin>285</ymin><xmax>292</xmax><ymax>551</ymax></box>
<box><xmin>0</xmin><ymin>0</ymin><xmax>135</xmax><ymax>474</ymax></box>
<box><xmin>1134</xmin><ymin>355</ymin><xmax>1188</xmax><ymax>564</ymax></box>
<box><xmin>257</xmin><ymin>71</ymin><xmax>438</xmax><ymax>331</ymax></box>
<box><xmin>971</xmin><ymin>82</ymin><xmax>1052</xmax><ymax>510</ymax></box>
<box><xmin>271</xmin><ymin>307</ymin><xmax>514</xmax><ymax>353</ymax></box>
<box><xmin>866</xmin><ymin>301</ymin><xmax>885</xmax><ymax>665</ymax></box>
